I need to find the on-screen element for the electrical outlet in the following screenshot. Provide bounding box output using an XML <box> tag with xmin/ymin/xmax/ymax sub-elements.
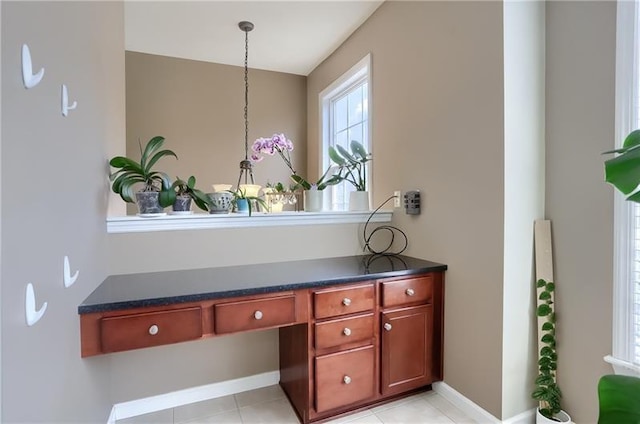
<box><xmin>393</xmin><ymin>191</ymin><xmax>401</xmax><ymax>208</ymax></box>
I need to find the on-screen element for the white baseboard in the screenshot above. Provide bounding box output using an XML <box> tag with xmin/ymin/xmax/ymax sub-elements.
<box><xmin>109</xmin><ymin>370</ymin><xmax>280</xmax><ymax>422</ymax></box>
<box><xmin>433</xmin><ymin>382</ymin><xmax>535</xmax><ymax>424</ymax></box>
<box><xmin>502</xmin><ymin>408</ymin><xmax>535</xmax><ymax>424</ymax></box>
<box><xmin>433</xmin><ymin>382</ymin><xmax>501</xmax><ymax>424</ymax></box>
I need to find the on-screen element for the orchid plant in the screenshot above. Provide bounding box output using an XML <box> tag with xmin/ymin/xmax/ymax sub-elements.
<box><xmin>252</xmin><ymin>133</ymin><xmax>341</xmax><ymax>190</ymax></box>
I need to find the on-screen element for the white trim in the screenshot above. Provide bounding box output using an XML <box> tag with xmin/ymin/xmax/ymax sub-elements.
<box><xmin>612</xmin><ymin>0</ymin><xmax>638</xmax><ymax>364</ymax></box>
<box><xmin>502</xmin><ymin>408</ymin><xmax>536</xmax><ymax>424</ymax></box>
<box><xmin>604</xmin><ymin>354</ymin><xmax>640</xmax><ymax>377</ymax></box>
<box><xmin>109</xmin><ymin>370</ymin><xmax>280</xmax><ymax>422</ymax></box>
<box><xmin>319</xmin><ymin>53</ymin><xmax>373</xmax><ymax>210</ymax></box>
<box><xmin>107</xmin><ymin>210</ymin><xmax>392</xmax><ymax>234</ymax></box>
<box><xmin>432</xmin><ymin>382</ymin><xmax>501</xmax><ymax>424</ymax></box>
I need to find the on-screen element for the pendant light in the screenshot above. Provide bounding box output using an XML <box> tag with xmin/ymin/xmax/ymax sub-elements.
<box><xmin>236</xmin><ymin>20</ymin><xmax>255</xmax><ymax>189</ymax></box>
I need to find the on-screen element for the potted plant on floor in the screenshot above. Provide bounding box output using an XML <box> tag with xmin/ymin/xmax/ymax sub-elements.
<box><xmin>109</xmin><ymin>136</ymin><xmax>177</xmax><ymax>216</ymax></box>
<box><xmin>329</xmin><ymin>140</ymin><xmax>372</xmax><ymax>211</ymax></box>
<box><xmin>532</xmin><ymin>278</ymin><xmax>571</xmax><ymax>423</ymax></box>
<box><xmin>171</xmin><ymin>176</ymin><xmax>210</xmax><ymax>214</ymax></box>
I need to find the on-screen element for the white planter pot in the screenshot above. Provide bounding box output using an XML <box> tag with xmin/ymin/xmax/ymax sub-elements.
<box><xmin>304</xmin><ymin>190</ymin><xmax>323</xmax><ymax>212</ymax></box>
<box><xmin>349</xmin><ymin>191</ymin><xmax>370</xmax><ymax>211</ymax></box>
<box><xmin>536</xmin><ymin>408</ymin><xmax>571</xmax><ymax>424</ymax></box>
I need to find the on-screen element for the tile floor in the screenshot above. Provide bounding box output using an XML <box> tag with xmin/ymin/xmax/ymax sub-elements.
<box><xmin>117</xmin><ymin>385</ymin><xmax>478</xmax><ymax>424</ymax></box>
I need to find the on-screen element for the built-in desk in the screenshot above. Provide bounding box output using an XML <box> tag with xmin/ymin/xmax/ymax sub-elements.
<box><xmin>78</xmin><ymin>255</ymin><xmax>447</xmax><ymax>423</ymax></box>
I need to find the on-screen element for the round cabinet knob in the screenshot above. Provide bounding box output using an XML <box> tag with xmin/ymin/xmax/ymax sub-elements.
<box><xmin>343</xmin><ymin>375</ymin><xmax>352</xmax><ymax>385</ymax></box>
<box><xmin>342</xmin><ymin>298</ymin><xmax>352</xmax><ymax>306</ymax></box>
<box><xmin>254</xmin><ymin>310</ymin><xmax>263</xmax><ymax>320</ymax></box>
<box><xmin>148</xmin><ymin>324</ymin><xmax>159</xmax><ymax>336</ymax></box>
<box><xmin>383</xmin><ymin>323</ymin><xmax>392</xmax><ymax>331</ymax></box>
<box><xmin>405</xmin><ymin>288</ymin><xmax>415</xmax><ymax>296</ymax></box>
<box><xmin>343</xmin><ymin>328</ymin><xmax>352</xmax><ymax>336</ymax></box>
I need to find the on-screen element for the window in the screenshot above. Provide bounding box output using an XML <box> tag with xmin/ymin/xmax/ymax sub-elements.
<box><xmin>609</xmin><ymin>0</ymin><xmax>640</xmax><ymax>376</ymax></box>
<box><xmin>320</xmin><ymin>54</ymin><xmax>371</xmax><ymax>211</ymax></box>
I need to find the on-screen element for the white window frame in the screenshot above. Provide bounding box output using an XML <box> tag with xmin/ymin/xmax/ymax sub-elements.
<box><xmin>319</xmin><ymin>54</ymin><xmax>372</xmax><ymax>211</ymax></box>
<box><xmin>607</xmin><ymin>0</ymin><xmax>640</xmax><ymax>377</ymax></box>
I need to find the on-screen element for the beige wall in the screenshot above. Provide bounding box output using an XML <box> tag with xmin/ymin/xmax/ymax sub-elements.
<box><xmin>545</xmin><ymin>2</ymin><xmax>615</xmax><ymax>422</ymax></box>
<box><xmin>124</xmin><ymin>51</ymin><xmax>307</xmax><ymax>215</ymax></box>
<box><xmin>307</xmin><ymin>1</ymin><xmax>506</xmax><ymax>417</ymax></box>
<box><xmin>1</xmin><ymin>1</ymin><xmax>124</xmax><ymax>421</ymax></box>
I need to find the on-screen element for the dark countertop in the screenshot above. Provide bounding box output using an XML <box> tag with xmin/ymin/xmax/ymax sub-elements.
<box><xmin>79</xmin><ymin>255</ymin><xmax>447</xmax><ymax>314</ymax></box>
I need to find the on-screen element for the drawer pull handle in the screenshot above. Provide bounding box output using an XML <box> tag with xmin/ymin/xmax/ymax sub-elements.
<box><xmin>343</xmin><ymin>327</ymin><xmax>352</xmax><ymax>336</ymax></box>
<box><xmin>148</xmin><ymin>324</ymin><xmax>159</xmax><ymax>336</ymax></box>
<box><xmin>406</xmin><ymin>288</ymin><xmax>415</xmax><ymax>296</ymax></box>
<box><xmin>343</xmin><ymin>375</ymin><xmax>352</xmax><ymax>385</ymax></box>
<box><xmin>254</xmin><ymin>310</ymin><xmax>263</xmax><ymax>320</ymax></box>
<box><xmin>384</xmin><ymin>323</ymin><xmax>392</xmax><ymax>331</ymax></box>
<box><xmin>342</xmin><ymin>298</ymin><xmax>352</xmax><ymax>306</ymax></box>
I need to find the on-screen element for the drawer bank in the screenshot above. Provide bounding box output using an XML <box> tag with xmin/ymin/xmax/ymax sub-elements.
<box><xmin>78</xmin><ymin>255</ymin><xmax>447</xmax><ymax>423</ymax></box>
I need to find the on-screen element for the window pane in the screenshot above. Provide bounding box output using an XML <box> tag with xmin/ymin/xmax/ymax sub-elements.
<box><xmin>334</xmin><ymin>96</ymin><xmax>348</xmax><ymax>133</ymax></box>
<box><xmin>362</xmin><ymin>82</ymin><xmax>369</xmax><ymax>122</ymax></box>
<box><xmin>348</xmin><ymin>86</ymin><xmax>363</xmax><ymax>127</ymax></box>
<box><xmin>336</xmin><ymin>129</ymin><xmax>348</xmax><ymax>149</ymax></box>
<box><xmin>348</xmin><ymin>123</ymin><xmax>363</xmax><ymax>146</ymax></box>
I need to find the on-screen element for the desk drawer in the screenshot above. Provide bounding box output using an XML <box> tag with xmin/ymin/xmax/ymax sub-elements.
<box><xmin>214</xmin><ymin>295</ymin><xmax>296</xmax><ymax>334</ymax></box>
<box><xmin>315</xmin><ymin>345</ymin><xmax>375</xmax><ymax>413</ymax></box>
<box><xmin>381</xmin><ymin>275</ymin><xmax>433</xmax><ymax>308</ymax></box>
<box><xmin>315</xmin><ymin>313</ymin><xmax>374</xmax><ymax>350</ymax></box>
<box><xmin>100</xmin><ymin>307</ymin><xmax>202</xmax><ymax>353</ymax></box>
<box><xmin>314</xmin><ymin>284</ymin><xmax>374</xmax><ymax>319</ymax></box>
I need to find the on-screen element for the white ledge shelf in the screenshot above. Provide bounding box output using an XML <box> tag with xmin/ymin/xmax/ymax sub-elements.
<box><xmin>107</xmin><ymin>210</ymin><xmax>393</xmax><ymax>234</ymax></box>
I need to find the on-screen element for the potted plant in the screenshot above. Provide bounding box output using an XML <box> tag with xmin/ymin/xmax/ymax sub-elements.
<box><xmin>328</xmin><ymin>140</ymin><xmax>372</xmax><ymax>211</ymax></box>
<box><xmin>171</xmin><ymin>175</ymin><xmax>210</xmax><ymax>214</ymax></box>
<box><xmin>228</xmin><ymin>187</ymin><xmax>267</xmax><ymax>216</ymax></box>
<box><xmin>264</xmin><ymin>181</ymin><xmax>300</xmax><ymax>212</ymax></box>
<box><xmin>251</xmin><ymin>133</ymin><xmax>341</xmax><ymax>212</ymax></box>
<box><xmin>532</xmin><ymin>278</ymin><xmax>571</xmax><ymax>423</ymax></box>
<box><xmin>604</xmin><ymin>129</ymin><xmax>640</xmax><ymax>202</ymax></box>
<box><xmin>109</xmin><ymin>136</ymin><xmax>177</xmax><ymax>216</ymax></box>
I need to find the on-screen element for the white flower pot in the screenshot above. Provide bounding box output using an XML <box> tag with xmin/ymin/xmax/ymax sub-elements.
<box><xmin>536</xmin><ymin>408</ymin><xmax>571</xmax><ymax>424</ymax></box>
<box><xmin>304</xmin><ymin>190</ymin><xmax>323</xmax><ymax>212</ymax></box>
<box><xmin>349</xmin><ymin>191</ymin><xmax>370</xmax><ymax>211</ymax></box>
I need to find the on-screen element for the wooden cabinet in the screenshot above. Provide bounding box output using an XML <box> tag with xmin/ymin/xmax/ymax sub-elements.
<box><xmin>380</xmin><ymin>305</ymin><xmax>433</xmax><ymax>395</ymax></box>
<box><xmin>79</xmin><ymin>264</ymin><xmax>445</xmax><ymax>424</ymax></box>
<box><xmin>280</xmin><ymin>272</ymin><xmax>444</xmax><ymax>423</ymax></box>
<box><xmin>315</xmin><ymin>345</ymin><xmax>375</xmax><ymax>412</ymax></box>
<box><xmin>214</xmin><ymin>295</ymin><xmax>296</xmax><ymax>334</ymax></box>
<box><xmin>100</xmin><ymin>307</ymin><xmax>203</xmax><ymax>353</ymax></box>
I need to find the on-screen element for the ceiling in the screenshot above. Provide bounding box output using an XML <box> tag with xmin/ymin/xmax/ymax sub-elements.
<box><xmin>124</xmin><ymin>1</ymin><xmax>384</xmax><ymax>76</ymax></box>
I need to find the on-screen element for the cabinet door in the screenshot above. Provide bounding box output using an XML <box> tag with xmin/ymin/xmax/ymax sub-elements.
<box><xmin>380</xmin><ymin>305</ymin><xmax>433</xmax><ymax>395</ymax></box>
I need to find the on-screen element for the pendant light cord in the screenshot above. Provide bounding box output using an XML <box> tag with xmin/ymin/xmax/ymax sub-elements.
<box><xmin>244</xmin><ymin>29</ymin><xmax>249</xmax><ymax>161</ymax></box>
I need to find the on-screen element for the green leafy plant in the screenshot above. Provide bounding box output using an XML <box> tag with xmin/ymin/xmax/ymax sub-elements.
<box><xmin>172</xmin><ymin>176</ymin><xmax>210</xmax><ymax>211</ymax></box>
<box><xmin>290</xmin><ymin>166</ymin><xmax>341</xmax><ymax>191</ymax></box>
<box><xmin>109</xmin><ymin>136</ymin><xmax>177</xmax><ymax>207</ymax></box>
<box><xmin>532</xmin><ymin>278</ymin><xmax>563</xmax><ymax>420</ymax></box>
<box><xmin>228</xmin><ymin>188</ymin><xmax>268</xmax><ymax>216</ymax></box>
<box><xmin>604</xmin><ymin>129</ymin><xmax>640</xmax><ymax>202</ymax></box>
<box><xmin>328</xmin><ymin>140</ymin><xmax>372</xmax><ymax>191</ymax></box>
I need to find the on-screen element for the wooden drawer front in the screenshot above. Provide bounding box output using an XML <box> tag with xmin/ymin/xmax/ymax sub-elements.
<box><xmin>315</xmin><ymin>313</ymin><xmax>374</xmax><ymax>350</ymax></box>
<box><xmin>214</xmin><ymin>295</ymin><xmax>295</xmax><ymax>334</ymax></box>
<box><xmin>381</xmin><ymin>275</ymin><xmax>433</xmax><ymax>308</ymax></box>
<box><xmin>100</xmin><ymin>307</ymin><xmax>202</xmax><ymax>353</ymax></box>
<box><xmin>315</xmin><ymin>345</ymin><xmax>375</xmax><ymax>413</ymax></box>
<box><xmin>314</xmin><ymin>284</ymin><xmax>374</xmax><ymax>319</ymax></box>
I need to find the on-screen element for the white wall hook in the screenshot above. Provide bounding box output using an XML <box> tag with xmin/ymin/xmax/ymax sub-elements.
<box><xmin>63</xmin><ymin>255</ymin><xmax>79</xmax><ymax>288</ymax></box>
<box><xmin>25</xmin><ymin>283</ymin><xmax>48</xmax><ymax>326</ymax></box>
<box><xmin>21</xmin><ymin>44</ymin><xmax>44</xmax><ymax>89</ymax></box>
<box><xmin>61</xmin><ymin>84</ymin><xmax>77</xmax><ymax>117</ymax></box>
